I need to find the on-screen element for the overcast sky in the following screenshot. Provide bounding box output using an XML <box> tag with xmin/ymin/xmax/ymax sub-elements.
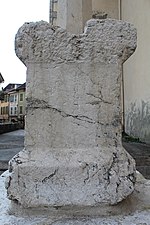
<box><xmin>0</xmin><ymin>0</ymin><xmax>49</xmax><ymax>87</ymax></box>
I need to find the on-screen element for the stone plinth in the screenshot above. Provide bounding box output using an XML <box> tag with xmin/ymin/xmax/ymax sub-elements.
<box><xmin>6</xmin><ymin>19</ymin><xmax>137</xmax><ymax>209</ymax></box>
<box><xmin>1</xmin><ymin>171</ymin><xmax>150</xmax><ymax>224</ymax></box>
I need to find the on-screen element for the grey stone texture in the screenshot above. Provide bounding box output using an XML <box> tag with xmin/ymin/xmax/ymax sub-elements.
<box><xmin>6</xmin><ymin>19</ymin><xmax>137</xmax><ymax>208</ymax></box>
<box><xmin>1</xmin><ymin>171</ymin><xmax>150</xmax><ymax>224</ymax></box>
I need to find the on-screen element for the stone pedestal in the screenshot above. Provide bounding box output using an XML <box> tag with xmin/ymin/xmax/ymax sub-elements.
<box><xmin>6</xmin><ymin>19</ymin><xmax>137</xmax><ymax>209</ymax></box>
<box><xmin>2</xmin><ymin>171</ymin><xmax>150</xmax><ymax>224</ymax></box>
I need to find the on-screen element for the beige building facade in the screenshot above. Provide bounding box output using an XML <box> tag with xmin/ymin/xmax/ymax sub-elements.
<box><xmin>94</xmin><ymin>0</ymin><xmax>150</xmax><ymax>143</ymax></box>
<box><xmin>121</xmin><ymin>0</ymin><xmax>150</xmax><ymax>143</ymax></box>
<box><xmin>92</xmin><ymin>0</ymin><xmax>119</xmax><ymax>19</ymax></box>
<box><xmin>0</xmin><ymin>100</ymin><xmax>9</xmax><ymax>122</ymax></box>
<box><xmin>49</xmin><ymin>0</ymin><xmax>150</xmax><ymax>142</ymax></box>
<box><xmin>57</xmin><ymin>0</ymin><xmax>92</xmax><ymax>34</ymax></box>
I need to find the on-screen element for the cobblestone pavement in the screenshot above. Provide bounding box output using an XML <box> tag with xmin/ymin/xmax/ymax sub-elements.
<box><xmin>123</xmin><ymin>142</ymin><xmax>150</xmax><ymax>179</ymax></box>
<box><xmin>0</xmin><ymin>129</ymin><xmax>24</xmax><ymax>174</ymax></box>
<box><xmin>0</xmin><ymin>130</ymin><xmax>149</xmax><ymax>179</ymax></box>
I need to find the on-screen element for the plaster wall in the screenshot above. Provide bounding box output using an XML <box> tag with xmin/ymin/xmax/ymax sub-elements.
<box><xmin>121</xmin><ymin>0</ymin><xmax>150</xmax><ymax>142</ymax></box>
<box><xmin>57</xmin><ymin>0</ymin><xmax>67</xmax><ymax>29</ymax></box>
<box><xmin>92</xmin><ymin>0</ymin><xmax>119</xmax><ymax>19</ymax></box>
<box><xmin>0</xmin><ymin>102</ymin><xmax>9</xmax><ymax>121</ymax></box>
<box><xmin>57</xmin><ymin>0</ymin><xmax>92</xmax><ymax>34</ymax></box>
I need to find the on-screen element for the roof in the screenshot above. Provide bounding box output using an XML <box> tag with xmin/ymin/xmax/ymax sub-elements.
<box><xmin>16</xmin><ymin>83</ymin><xmax>26</xmax><ymax>91</ymax></box>
<box><xmin>0</xmin><ymin>73</ymin><xmax>4</xmax><ymax>83</ymax></box>
<box><xmin>3</xmin><ymin>83</ymin><xmax>22</xmax><ymax>92</ymax></box>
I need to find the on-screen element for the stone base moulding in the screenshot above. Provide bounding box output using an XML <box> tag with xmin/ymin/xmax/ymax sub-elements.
<box><xmin>1</xmin><ymin>171</ymin><xmax>150</xmax><ymax>224</ymax></box>
<box><xmin>6</xmin><ymin>19</ymin><xmax>137</xmax><ymax>209</ymax></box>
<box><xmin>7</xmin><ymin>147</ymin><xmax>135</xmax><ymax>207</ymax></box>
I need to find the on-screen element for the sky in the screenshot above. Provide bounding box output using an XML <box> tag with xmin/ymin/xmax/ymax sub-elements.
<box><xmin>0</xmin><ymin>0</ymin><xmax>49</xmax><ymax>88</ymax></box>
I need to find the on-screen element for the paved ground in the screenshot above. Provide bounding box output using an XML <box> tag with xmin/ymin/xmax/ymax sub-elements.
<box><xmin>0</xmin><ymin>129</ymin><xmax>24</xmax><ymax>174</ymax></box>
<box><xmin>0</xmin><ymin>171</ymin><xmax>150</xmax><ymax>225</ymax></box>
<box><xmin>123</xmin><ymin>142</ymin><xmax>150</xmax><ymax>179</ymax></box>
<box><xmin>0</xmin><ymin>130</ymin><xmax>150</xmax><ymax>178</ymax></box>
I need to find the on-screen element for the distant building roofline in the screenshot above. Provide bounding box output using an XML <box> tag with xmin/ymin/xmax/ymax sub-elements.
<box><xmin>3</xmin><ymin>83</ymin><xmax>22</xmax><ymax>92</ymax></box>
<box><xmin>15</xmin><ymin>82</ymin><xmax>26</xmax><ymax>91</ymax></box>
<box><xmin>0</xmin><ymin>73</ymin><xmax>4</xmax><ymax>83</ymax></box>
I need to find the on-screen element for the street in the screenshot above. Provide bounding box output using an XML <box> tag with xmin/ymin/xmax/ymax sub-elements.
<box><xmin>0</xmin><ymin>129</ymin><xmax>24</xmax><ymax>174</ymax></box>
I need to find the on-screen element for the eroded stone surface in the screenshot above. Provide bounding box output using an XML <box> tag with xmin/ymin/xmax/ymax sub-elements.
<box><xmin>6</xmin><ymin>19</ymin><xmax>137</xmax><ymax>208</ymax></box>
<box><xmin>15</xmin><ymin>19</ymin><xmax>137</xmax><ymax>66</ymax></box>
<box><xmin>1</xmin><ymin>171</ymin><xmax>150</xmax><ymax>225</ymax></box>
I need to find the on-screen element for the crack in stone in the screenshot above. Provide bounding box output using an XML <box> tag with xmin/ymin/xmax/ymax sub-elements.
<box><xmin>116</xmin><ymin>181</ymin><xmax>120</xmax><ymax>194</ymax></box>
<box><xmin>83</xmin><ymin>163</ymin><xmax>90</xmax><ymax>184</ymax></box>
<box><xmin>127</xmin><ymin>173</ymin><xmax>136</xmax><ymax>184</ymax></box>
<box><xmin>86</xmin><ymin>92</ymin><xmax>112</xmax><ymax>105</ymax></box>
<box><xmin>35</xmin><ymin>183</ymin><xmax>39</xmax><ymax>199</ymax></box>
<box><xmin>81</xmin><ymin>163</ymin><xmax>102</xmax><ymax>184</ymax></box>
<box><xmin>91</xmin><ymin>168</ymin><xmax>102</xmax><ymax>179</ymax></box>
<box><xmin>42</xmin><ymin>169</ymin><xmax>58</xmax><ymax>183</ymax></box>
<box><xmin>27</xmin><ymin>98</ymin><xmax>95</xmax><ymax>124</ymax></box>
<box><xmin>103</xmin><ymin>152</ymin><xmax>118</xmax><ymax>185</ymax></box>
<box><xmin>27</xmin><ymin>98</ymin><xmax>111</xmax><ymax>126</ymax></box>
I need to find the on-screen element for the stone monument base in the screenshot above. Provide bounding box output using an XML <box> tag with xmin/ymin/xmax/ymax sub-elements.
<box><xmin>1</xmin><ymin>171</ymin><xmax>150</xmax><ymax>225</ymax></box>
<box><xmin>6</xmin><ymin>146</ymin><xmax>135</xmax><ymax>207</ymax></box>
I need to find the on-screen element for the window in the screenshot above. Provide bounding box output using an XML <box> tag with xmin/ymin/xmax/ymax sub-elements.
<box><xmin>14</xmin><ymin>95</ymin><xmax>17</xmax><ymax>102</ymax></box>
<box><xmin>10</xmin><ymin>107</ymin><xmax>13</xmax><ymax>115</ymax></box>
<box><xmin>14</xmin><ymin>107</ymin><xmax>17</xmax><ymax>115</ymax></box>
<box><xmin>20</xmin><ymin>93</ymin><xmax>23</xmax><ymax>101</ymax></box>
<box><xmin>3</xmin><ymin>107</ymin><xmax>5</xmax><ymax>115</ymax></box>
<box><xmin>4</xmin><ymin>95</ymin><xmax>8</xmax><ymax>102</ymax></box>
<box><xmin>9</xmin><ymin>95</ymin><xmax>14</xmax><ymax>102</ymax></box>
<box><xmin>1</xmin><ymin>107</ymin><xmax>4</xmax><ymax>115</ymax></box>
<box><xmin>6</xmin><ymin>106</ymin><xmax>8</xmax><ymax>114</ymax></box>
<box><xmin>19</xmin><ymin>106</ymin><xmax>23</xmax><ymax>114</ymax></box>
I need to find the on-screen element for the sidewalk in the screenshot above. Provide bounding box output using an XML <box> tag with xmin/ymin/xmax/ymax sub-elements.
<box><xmin>0</xmin><ymin>129</ymin><xmax>24</xmax><ymax>174</ymax></box>
<box><xmin>123</xmin><ymin>142</ymin><xmax>150</xmax><ymax>179</ymax></box>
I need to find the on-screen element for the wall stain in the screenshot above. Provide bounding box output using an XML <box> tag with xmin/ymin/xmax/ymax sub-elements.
<box><xmin>125</xmin><ymin>100</ymin><xmax>150</xmax><ymax>143</ymax></box>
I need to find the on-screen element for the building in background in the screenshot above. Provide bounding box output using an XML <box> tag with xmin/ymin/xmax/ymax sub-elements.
<box><xmin>0</xmin><ymin>83</ymin><xmax>21</xmax><ymax>123</ymax></box>
<box><xmin>49</xmin><ymin>0</ymin><xmax>150</xmax><ymax>143</ymax></box>
<box><xmin>0</xmin><ymin>73</ymin><xmax>4</xmax><ymax>102</ymax></box>
<box><xmin>0</xmin><ymin>93</ymin><xmax>9</xmax><ymax>123</ymax></box>
<box><xmin>49</xmin><ymin>0</ymin><xmax>92</xmax><ymax>34</ymax></box>
<box><xmin>0</xmin><ymin>73</ymin><xmax>4</xmax><ymax>99</ymax></box>
<box><xmin>49</xmin><ymin>0</ymin><xmax>58</xmax><ymax>25</ymax></box>
<box><xmin>3</xmin><ymin>83</ymin><xmax>21</xmax><ymax>93</ymax></box>
<box><xmin>91</xmin><ymin>0</ymin><xmax>150</xmax><ymax>143</ymax></box>
<box><xmin>0</xmin><ymin>83</ymin><xmax>26</xmax><ymax>124</ymax></box>
<box><xmin>16</xmin><ymin>83</ymin><xmax>26</xmax><ymax>125</ymax></box>
<box><xmin>0</xmin><ymin>73</ymin><xmax>4</xmax><ymax>86</ymax></box>
<box><xmin>9</xmin><ymin>88</ymin><xmax>19</xmax><ymax>123</ymax></box>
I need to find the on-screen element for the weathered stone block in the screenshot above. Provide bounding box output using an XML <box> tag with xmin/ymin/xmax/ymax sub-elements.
<box><xmin>6</xmin><ymin>19</ymin><xmax>137</xmax><ymax>208</ymax></box>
